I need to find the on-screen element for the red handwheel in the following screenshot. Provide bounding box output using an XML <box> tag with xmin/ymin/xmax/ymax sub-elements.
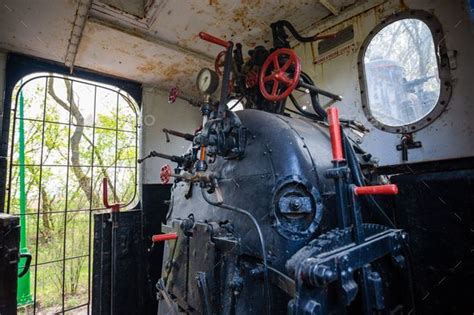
<box><xmin>259</xmin><ymin>48</ymin><xmax>301</xmax><ymax>102</ymax></box>
<box><xmin>160</xmin><ymin>164</ymin><xmax>172</xmax><ymax>184</ymax></box>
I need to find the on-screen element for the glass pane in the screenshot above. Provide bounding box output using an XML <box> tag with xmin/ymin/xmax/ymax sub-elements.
<box><xmin>64</xmin><ymin>257</ymin><xmax>89</xmax><ymax>310</ymax></box>
<box><xmin>36</xmin><ymin>213</ymin><xmax>66</xmax><ymax>265</ymax></box>
<box><xmin>65</xmin><ymin>212</ymin><xmax>90</xmax><ymax>258</ymax></box>
<box><xmin>116</xmin><ymin>131</ymin><xmax>137</xmax><ymax>167</ymax></box>
<box><xmin>364</xmin><ymin>18</ymin><xmax>441</xmax><ymax>126</ymax></box>
<box><xmin>46</xmin><ymin>77</ymin><xmax>74</xmax><ymax>124</ymax></box>
<box><xmin>67</xmin><ymin>166</ymin><xmax>93</xmax><ymax>210</ymax></box>
<box><xmin>12</xmin><ymin>120</ymin><xmax>43</xmax><ymax>166</ymax></box>
<box><xmin>16</xmin><ymin>77</ymin><xmax>46</xmax><ymax>121</ymax></box>
<box><xmin>72</xmin><ymin>81</ymin><xmax>96</xmax><ymax>127</ymax></box>
<box><xmin>35</xmin><ymin>262</ymin><xmax>64</xmax><ymax>313</ymax></box>
<box><xmin>69</xmin><ymin>126</ymin><xmax>94</xmax><ymax>167</ymax></box>
<box><xmin>93</xmin><ymin>128</ymin><xmax>117</xmax><ymax>167</ymax></box>
<box><xmin>118</xmin><ymin>95</ymin><xmax>137</xmax><ymax>131</ymax></box>
<box><xmin>115</xmin><ymin>167</ymin><xmax>137</xmax><ymax>209</ymax></box>
<box><xmin>42</xmin><ymin>122</ymin><xmax>69</xmax><ymax>166</ymax></box>
<box><xmin>95</xmin><ymin>87</ymin><xmax>118</xmax><ymax>129</ymax></box>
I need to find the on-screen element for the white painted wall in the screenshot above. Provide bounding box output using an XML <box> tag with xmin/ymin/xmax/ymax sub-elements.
<box><xmin>140</xmin><ymin>86</ymin><xmax>202</xmax><ymax>184</ymax></box>
<box><xmin>293</xmin><ymin>0</ymin><xmax>474</xmax><ymax>166</ymax></box>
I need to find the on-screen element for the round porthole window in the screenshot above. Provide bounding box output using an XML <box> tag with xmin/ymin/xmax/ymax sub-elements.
<box><xmin>358</xmin><ymin>11</ymin><xmax>451</xmax><ymax>133</ymax></box>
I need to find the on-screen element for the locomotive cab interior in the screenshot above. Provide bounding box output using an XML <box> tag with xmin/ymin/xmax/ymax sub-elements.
<box><xmin>0</xmin><ymin>0</ymin><xmax>473</xmax><ymax>314</ymax></box>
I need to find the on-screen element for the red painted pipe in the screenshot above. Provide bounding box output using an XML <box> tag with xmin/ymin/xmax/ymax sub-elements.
<box><xmin>354</xmin><ymin>184</ymin><xmax>399</xmax><ymax>196</ymax></box>
<box><xmin>326</xmin><ymin>107</ymin><xmax>344</xmax><ymax>161</ymax></box>
<box><xmin>152</xmin><ymin>233</ymin><xmax>178</xmax><ymax>243</ymax></box>
<box><xmin>199</xmin><ymin>32</ymin><xmax>230</xmax><ymax>48</ymax></box>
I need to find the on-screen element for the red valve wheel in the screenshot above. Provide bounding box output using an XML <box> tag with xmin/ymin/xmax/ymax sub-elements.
<box><xmin>160</xmin><ymin>164</ymin><xmax>172</xmax><ymax>184</ymax></box>
<box><xmin>168</xmin><ymin>86</ymin><xmax>179</xmax><ymax>104</ymax></box>
<box><xmin>259</xmin><ymin>48</ymin><xmax>301</xmax><ymax>102</ymax></box>
<box><xmin>214</xmin><ymin>50</ymin><xmax>226</xmax><ymax>76</ymax></box>
<box><xmin>245</xmin><ymin>70</ymin><xmax>258</xmax><ymax>88</ymax></box>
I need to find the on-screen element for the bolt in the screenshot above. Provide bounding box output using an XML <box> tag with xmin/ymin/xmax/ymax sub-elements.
<box><xmin>304</xmin><ymin>300</ymin><xmax>321</xmax><ymax>315</ymax></box>
<box><xmin>290</xmin><ymin>199</ymin><xmax>302</xmax><ymax>211</ymax></box>
<box><xmin>311</xmin><ymin>264</ymin><xmax>336</xmax><ymax>286</ymax></box>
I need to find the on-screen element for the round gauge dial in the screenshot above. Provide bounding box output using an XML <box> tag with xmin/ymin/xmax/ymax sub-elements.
<box><xmin>196</xmin><ymin>68</ymin><xmax>219</xmax><ymax>94</ymax></box>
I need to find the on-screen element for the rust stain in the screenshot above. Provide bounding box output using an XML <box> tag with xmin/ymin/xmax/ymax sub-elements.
<box><xmin>161</xmin><ymin>62</ymin><xmax>183</xmax><ymax>81</ymax></box>
<box><xmin>136</xmin><ymin>61</ymin><xmax>158</xmax><ymax>73</ymax></box>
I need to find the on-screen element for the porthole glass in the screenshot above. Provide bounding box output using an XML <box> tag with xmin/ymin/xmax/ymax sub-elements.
<box><xmin>364</xmin><ymin>18</ymin><xmax>441</xmax><ymax>127</ymax></box>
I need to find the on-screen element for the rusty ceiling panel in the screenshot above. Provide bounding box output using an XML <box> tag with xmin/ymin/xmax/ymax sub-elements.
<box><xmin>0</xmin><ymin>0</ymin><xmax>79</xmax><ymax>63</ymax></box>
<box><xmin>79</xmin><ymin>0</ymin><xmax>360</xmax><ymax>94</ymax></box>
<box><xmin>75</xmin><ymin>20</ymin><xmax>211</xmax><ymax>95</ymax></box>
<box><xmin>149</xmin><ymin>0</ymin><xmax>335</xmax><ymax>55</ymax></box>
<box><xmin>0</xmin><ymin>0</ymin><xmax>362</xmax><ymax>95</ymax></box>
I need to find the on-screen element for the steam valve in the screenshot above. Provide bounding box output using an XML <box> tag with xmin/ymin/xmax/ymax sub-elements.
<box><xmin>168</xmin><ymin>87</ymin><xmax>179</xmax><ymax>104</ymax></box>
<box><xmin>160</xmin><ymin>164</ymin><xmax>173</xmax><ymax>184</ymax></box>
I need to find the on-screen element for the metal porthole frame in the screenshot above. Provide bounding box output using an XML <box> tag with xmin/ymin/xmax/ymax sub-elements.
<box><xmin>271</xmin><ymin>175</ymin><xmax>324</xmax><ymax>241</ymax></box>
<box><xmin>357</xmin><ymin>9</ymin><xmax>452</xmax><ymax>134</ymax></box>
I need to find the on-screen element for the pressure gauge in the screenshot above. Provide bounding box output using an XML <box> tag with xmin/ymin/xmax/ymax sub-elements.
<box><xmin>196</xmin><ymin>68</ymin><xmax>219</xmax><ymax>94</ymax></box>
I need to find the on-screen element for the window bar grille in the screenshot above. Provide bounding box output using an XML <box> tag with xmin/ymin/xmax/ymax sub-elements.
<box><xmin>61</xmin><ymin>79</ymin><xmax>74</xmax><ymax>313</ymax></box>
<box><xmin>32</xmin><ymin>77</ymin><xmax>49</xmax><ymax>314</ymax></box>
<box><xmin>86</xmin><ymin>85</ymin><xmax>97</xmax><ymax>315</ymax></box>
<box><xmin>6</xmin><ymin>75</ymin><xmax>139</xmax><ymax>314</ymax></box>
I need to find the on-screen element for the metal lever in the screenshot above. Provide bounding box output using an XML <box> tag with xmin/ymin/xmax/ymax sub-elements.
<box><xmin>299</xmin><ymin>80</ymin><xmax>343</xmax><ymax>101</ymax></box>
<box><xmin>102</xmin><ymin>178</ymin><xmax>121</xmax><ymax>212</ymax></box>
<box><xmin>199</xmin><ymin>32</ymin><xmax>231</xmax><ymax>48</ymax></box>
<box><xmin>162</xmin><ymin>128</ymin><xmax>194</xmax><ymax>142</ymax></box>
<box><xmin>138</xmin><ymin>151</ymin><xmax>186</xmax><ymax>164</ymax></box>
<box><xmin>354</xmin><ymin>184</ymin><xmax>398</xmax><ymax>196</ymax></box>
<box><xmin>327</xmin><ymin>107</ymin><xmax>344</xmax><ymax>161</ymax></box>
<box><xmin>151</xmin><ymin>233</ymin><xmax>178</xmax><ymax>243</ymax></box>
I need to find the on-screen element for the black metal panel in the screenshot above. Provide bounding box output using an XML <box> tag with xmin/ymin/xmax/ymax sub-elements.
<box><xmin>172</xmin><ymin>110</ymin><xmax>336</xmax><ymax>273</ymax></box>
<box><xmin>392</xmin><ymin>170</ymin><xmax>474</xmax><ymax>314</ymax></box>
<box><xmin>166</xmin><ymin>110</ymin><xmax>338</xmax><ymax>313</ymax></box>
<box><xmin>0</xmin><ymin>214</ymin><xmax>20</xmax><ymax>315</ymax></box>
<box><xmin>92</xmin><ymin>210</ymin><xmax>146</xmax><ymax>315</ymax></box>
<box><xmin>141</xmin><ymin>183</ymin><xmax>172</xmax><ymax>314</ymax></box>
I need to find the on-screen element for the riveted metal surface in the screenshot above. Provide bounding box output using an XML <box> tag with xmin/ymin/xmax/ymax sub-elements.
<box><xmin>170</xmin><ymin>109</ymin><xmax>336</xmax><ymax>272</ymax></box>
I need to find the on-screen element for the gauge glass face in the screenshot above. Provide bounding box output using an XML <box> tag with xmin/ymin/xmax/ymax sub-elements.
<box><xmin>197</xmin><ymin>69</ymin><xmax>212</xmax><ymax>92</ymax></box>
<box><xmin>196</xmin><ymin>68</ymin><xmax>218</xmax><ymax>94</ymax></box>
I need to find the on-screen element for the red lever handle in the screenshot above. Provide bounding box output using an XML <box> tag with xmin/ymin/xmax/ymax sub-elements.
<box><xmin>102</xmin><ymin>177</ymin><xmax>110</xmax><ymax>209</ymax></box>
<box><xmin>152</xmin><ymin>233</ymin><xmax>178</xmax><ymax>243</ymax></box>
<box><xmin>327</xmin><ymin>107</ymin><xmax>344</xmax><ymax>161</ymax></box>
<box><xmin>199</xmin><ymin>32</ymin><xmax>230</xmax><ymax>48</ymax></box>
<box><xmin>102</xmin><ymin>178</ymin><xmax>120</xmax><ymax>212</ymax></box>
<box><xmin>354</xmin><ymin>184</ymin><xmax>399</xmax><ymax>196</ymax></box>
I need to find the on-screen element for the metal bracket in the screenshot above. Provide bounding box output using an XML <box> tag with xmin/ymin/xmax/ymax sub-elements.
<box><xmin>396</xmin><ymin>141</ymin><xmax>422</xmax><ymax>151</ymax></box>
<box><xmin>396</xmin><ymin>135</ymin><xmax>422</xmax><ymax>161</ymax></box>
